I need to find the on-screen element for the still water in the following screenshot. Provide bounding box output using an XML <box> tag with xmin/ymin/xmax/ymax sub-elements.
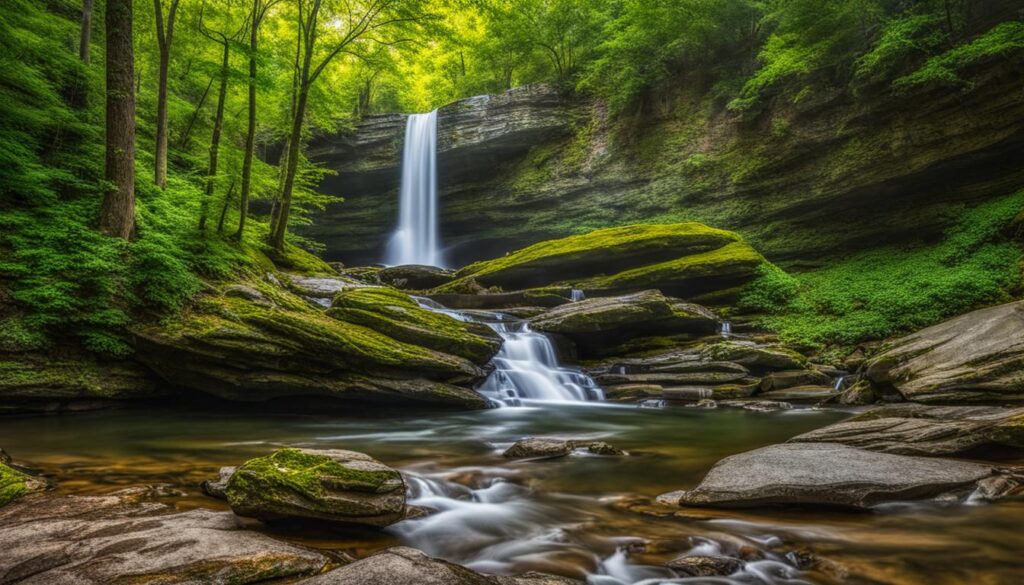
<box><xmin>2</xmin><ymin>403</ymin><xmax>1022</xmax><ymax>584</ymax></box>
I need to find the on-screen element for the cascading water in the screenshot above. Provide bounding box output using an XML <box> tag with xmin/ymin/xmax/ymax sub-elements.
<box><xmin>386</xmin><ymin>110</ymin><xmax>442</xmax><ymax>267</ymax></box>
<box><xmin>413</xmin><ymin>297</ymin><xmax>604</xmax><ymax>407</ymax></box>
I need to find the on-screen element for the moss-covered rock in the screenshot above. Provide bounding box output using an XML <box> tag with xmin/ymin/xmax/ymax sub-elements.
<box><xmin>378</xmin><ymin>264</ymin><xmax>456</xmax><ymax>290</ymax></box>
<box><xmin>441</xmin><ymin>223</ymin><xmax>767</xmax><ymax>301</ymax></box>
<box><xmin>225</xmin><ymin>448</ymin><xmax>406</xmax><ymax>526</ymax></box>
<box><xmin>133</xmin><ymin>279</ymin><xmax>491</xmax><ymax>408</ymax></box>
<box><xmin>699</xmin><ymin>340</ymin><xmax>808</xmax><ymax>372</ymax></box>
<box><xmin>327</xmin><ymin>287</ymin><xmax>501</xmax><ymax>364</ymax></box>
<box><xmin>0</xmin><ymin>460</ymin><xmax>45</xmax><ymax>508</ymax></box>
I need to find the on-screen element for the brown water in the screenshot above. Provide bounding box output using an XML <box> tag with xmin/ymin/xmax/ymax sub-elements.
<box><xmin>2</xmin><ymin>403</ymin><xmax>1022</xmax><ymax>584</ymax></box>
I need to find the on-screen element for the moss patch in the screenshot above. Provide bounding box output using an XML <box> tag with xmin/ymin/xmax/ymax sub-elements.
<box><xmin>0</xmin><ymin>462</ymin><xmax>29</xmax><ymax>507</ymax></box>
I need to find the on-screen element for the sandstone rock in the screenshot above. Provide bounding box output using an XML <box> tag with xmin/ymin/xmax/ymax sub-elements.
<box><xmin>201</xmin><ymin>466</ymin><xmax>236</xmax><ymax>500</ymax></box>
<box><xmin>602</xmin><ymin>384</ymin><xmax>663</xmax><ymax>401</ymax></box>
<box><xmin>226</xmin><ymin>448</ymin><xmax>406</xmax><ymax>526</ymax></box>
<box><xmin>297</xmin><ymin>546</ymin><xmax>582</xmax><ymax>585</ymax></box>
<box><xmin>837</xmin><ymin>380</ymin><xmax>881</xmax><ymax>405</ymax></box>
<box><xmin>444</xmin><ymin>223</ymin><xmax>767</xmax><ymax>301</ymax></box>
<box><xmin>530</xmin><ymin>290</ymin><xmax>717</xmax><ymax>356</ymax></box>
<box><xmin>789</xmin><ymin>404</ymin><xmax>1024</xmax><ymax>456</ymax></box>
<box><xmin>0</xmin><ymin>487</ymin><xmax>328</xmax><ymax>583</ymax></box>
<box><xmin>133</xmin><ymin>281</ymin><xmax>493</xmax><ymax>408</ymax></box>
<box><xmin>758</xmin><ymin>385</ymin><xmax>837</xmax><ymax>403</ymax></box>
<box><xmin>664</xmin><ymin>443</ymin><xmax>999</xmax><ymax>509</ymax></box>
<box><xmin>587</xmin><ymin>441</ymin><xmax>627</xmax><ymax>456</ymax></box>
<box><xmin>865</xmin><ymin>300</ymin><xmax>1024</xmax><ymax>403</ymax></box>
<box><xmin>379</xmin><ymin>265</ymin><xmax>456</xmax><ymax>290</ymax></box>
<box><xmin>717</xmin><ymin>400</ymin><xmax>793</xmax><ymax>412</ymax></box>
<box><xmin>759</xmin><ymin>369</ymin><xmax>831</xmax><ymax>392</ymax></box>
<box><xmin>700</xmin><ymin>341</ymin><xmax>807</xmax><ymax>371</ymax></box>
<box><xmin>666</xmin><ymin>554</ymin><xmax>743</xmax><ymax>577</ymax></box>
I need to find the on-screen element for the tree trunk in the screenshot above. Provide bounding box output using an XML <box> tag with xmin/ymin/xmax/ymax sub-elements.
<box><xmin>235</xmin><ymin>2</ymin><xmax>260</xmax><ymax>240</ymax></box>
<box><xmin>200</xmin><ymin>40</ymin><xmax>230</xmax><ymax>231</ymax></box>
<box><xmin>269</xmin><ymin>82</ymin><xmax>311</xmax><ymax>251</ymax></box>
<box><xmin>153</xmin><ymin>0</ymin><xmax>179</xmax><ymax>190</ymax></box>
<box><xmin>79</xmin><ymin>0</ymin><xmax>93</xmax><ymax>64</ymax></box>
<box><xmin>100</xmin><ymin>0</ymin><xmax>136</xmax><ymax>239</ymax></box>
<box><xmin>177</xmin><ymin>74</ymin><xmax>214</xmax><ymax>149</ymax></box>
<box><xmin>217</xmin><ymin>180</ymin><xmax>236</xmax><ymax>233</ymax></box>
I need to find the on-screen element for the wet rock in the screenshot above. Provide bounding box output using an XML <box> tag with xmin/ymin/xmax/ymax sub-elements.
<box><xmin>503</xmin><ymin>438</ymin><xmax>626</xmax><ymax>458</ymax></box>
<box><xmin>837</xmin><ymin>380</ymin><xmax>881</xmax><ymax>405</ymax></box>
<box><xmin>759</xmin><ymin>369</ymin><xmax>831</xmax><ymax>392</ymax></box>
<box><xmin>133</xmin><ymin>281</ymin><xmax>494</xmax><ymax>408</ymax></box>
<box><xmin>688</xmin><ymin>398</ymin><xmax>719</xmax><ymax>409</ymax></box>
<box><xmin>717</xmin><ymin>400</ymin><xmax>793</xmax><ymax>412</ymax></box>
<box><xmin>427</xmin><ymin>289</ymin><xmax>571</xmax><ymax>310</ymax></box>
<box><xmin>865</xmin><ymin>300</ymin><xmax>1024</xmax><ymax>403</ymax></box>
<box><xmin>666</xmin><ymin>554</ymin><xmax>743</xmax><ymax>577</ymax></box>
<box><xmin>587</xmin><ymin>441</ymin><xmax>627</xmax><ymax>456</ymax></box>
<box><xmin>529</xmin><ymin>290</ymin><xmax>717</xmax><ymax>357</ymax></box>
<box><xmin>603</xmin><ymin>384</ymin><xmax>663</xmax><ymax>401</ymax></box>
<box><xmin>662</xmin><ymin>387</ymin><xmax>714</xmax><ymax>401</ymax></box>
<box><xmin>226</xmin><ymin>448</ymin><xmax>406</xmax><ymax>526</ymax></box>
<box><xmin>379</xmin><ymin>264</ymin><xmax>456</xmax><ymax>290</ymax></box>
<box><xmin>663</xmin><ymin>443</ymin><xmax>1000</xmax><ymax>509</ymax></box>
<box><xmin>758</xmin><ymin>385</ymin><xmax>837</xmax><ymax>403</ymax></box>
<box><xmin>0</xmin><ymin>487</ymin><xmax>328</xmax><ymax>583</ymax></box>
<box><xmin>700</xmin><ymin>341</ymin><xmax>807</xmax><ymax>371</ymax></box>
<box><xmin>297</xmin><ymin>546</ymin><xmax>581</xmax><ymax>585</ymax></box>
<box><xmin>789</xmin><ymin>404</ymin><xmax>1024</xmax><ymax>456</ymax></box>
<box><xmin>201</xmin><ymin>466</ymin><xmax>236</xmax><ymax>500</ymax></box>
<box><xmin>597</xmin><ymin>371</ymin><xmax>749</xmax><ymax>386</ymax></box>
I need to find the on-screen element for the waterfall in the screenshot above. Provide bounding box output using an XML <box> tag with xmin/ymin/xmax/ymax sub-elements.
<box><xmin>719</xmin><ymin>320</ymin><xmax>732</xmax><ymax>337</ymax></box>
<box><xmin>413</xmin><ymin>297</ymin><xmax>604</xmax><ymax>407</ymax></box>
<box><xmin>386</xmin><ymin>110</ymin><xmax>442</xmax><ymax>267</ymax></box>
<box><xmin>570</xmin><ymin>288</ymin><xmax>585</xmax><ymax>302</ymax></box>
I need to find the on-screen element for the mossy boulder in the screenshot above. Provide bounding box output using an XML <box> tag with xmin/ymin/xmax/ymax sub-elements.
<box><xmin>441</xmin><ymin>223</ymin><xmax>768</xmax><ymax>302</ymax></box>
<box><xmin>0</xmin><ymin>459</ymin><xmax>45</xmax><ymax>508</ymax></box>
<box><xmin>699</xmin><ymin>341</ymin><xmax>808</xmax><ymax>372</ymax></box>
<box><xmin>378</xmin><ymin>264</ymin><xmax>456</xmax><ymax>290</ymax></box>
<box><xmin>327</xmin><ymin>287</ymin><xmax>501</xmax><ymax>364</ymax></box>
<box><xmin>133</xmin><ymin>279</ymin><xmax>492</xmax><ymax>408</ymax></box>
<box><xmin>225</xmin><ymin>448</ymin><xmax>406</xmax><ymax>526</ymax></box>
<box><xmin>530</xmin><ymin>290</ymin><xmax>717</xmax><ymax>358</ymax></box>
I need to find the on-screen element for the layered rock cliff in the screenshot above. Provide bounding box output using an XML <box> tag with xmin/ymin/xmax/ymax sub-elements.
<box><xmin>306</xmin><ymin>58</ymin><xmax>1024</xmax><ymax>268</ymax></box>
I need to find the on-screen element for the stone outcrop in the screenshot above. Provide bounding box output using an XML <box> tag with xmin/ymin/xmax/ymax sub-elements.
<box><xmin>502</xmin><ymin>437</ymin><xmax>626</xmax><ymax>458</ymax></box>
<box><xmin>659</xmin><ymin>443</ymin><xmax>1014</xmax><ymax>509</ymax></box>
<box><xmin>441</xmin><ymin>223</ymin><xmax>767</xmax><ymax>302</ymax></box>
<box><xmin>530</xmin><ymin>290</ymin><xmax>717</xmax><ymax>357</ymax></box>
<box><xmin>0</xmin><ymin>487</ymin><xmax>329</xmax><ymax>584</ymax></box>
<box><xmin>296</xmin><ymin>547</ymin><xmax>582</xmax><ymax>585</ymax></box>
<box><xmin>133</xmin><ymin>279</ymin><xmax>498</xmax><ymax>408</ymax></box>
<box><xmin>789</xmin><ymin>404</ymin><xmax>1024</xmax><ymax>456</ymax></box>
<box><xmin>378</xmin><ymin>264</ymin><xmax>456</xmax><ymax>290</ymax></box>
<box><xmin>865</xmin><ymin>300</ymin><xmax>1024</xmax><ymax>403</ymax></box>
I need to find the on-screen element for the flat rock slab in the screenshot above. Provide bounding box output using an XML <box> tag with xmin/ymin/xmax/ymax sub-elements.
<box><xmin>663</xmin><ymin>443</ymin><xmax>998</xmax><ymax>509</ymax></box>
<box><xmin>0</xmin><ymin>487</ymin><xmax>328</xmax><ymax>584</ymax></box>
<box><xmin>758</xmin><ymin>385</ymin><xmax>837</xmax><ymax>403</ymax></box>
<box><xmin>789</xmin><ymin>404</ymin><xmax>1024</xmax><ymax>455</ymax></box>
<box><xmin>297</xmin><ymin>547</ymin><xmax>581</xmax><ymax>585</ymax></box>
<box><xmin>865</xmin><ymin>299</ymin><xmax>1024</xmax><ymax>403</ymax></box>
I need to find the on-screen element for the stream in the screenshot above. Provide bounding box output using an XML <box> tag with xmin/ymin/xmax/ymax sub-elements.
<box><xmin>3</xmin><ymin>403</ymin><xmax>1023</xmax><ymax>584</ymax></box>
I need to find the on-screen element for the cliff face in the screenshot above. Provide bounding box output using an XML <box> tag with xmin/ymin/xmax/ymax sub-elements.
<box><xmin>307</xmin><ymin>59</ymin><xmax>1024</xmax><ymax>268</ymax></box>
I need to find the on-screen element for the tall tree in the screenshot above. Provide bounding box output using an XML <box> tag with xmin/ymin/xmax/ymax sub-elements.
<box><xmin>153</xmin><ymin>0</ymin><xmax>182</xmax><ymax>190</ymax></box>
<box><xmin>234</xmin><ymin>0</ymin><xmax>281</xmax><ymax>239</ymax></box>
<box><xmin>197</xmin><ymin>1</ymin><xmax>243</xmax><ymax>231</ymax></box>
<box><xmin>99</xmin><ymin>0</ymin><xmax>136</xmax><ymax>239</ymax></box>
<box><xmin>269</xmin><ymin>0</ymin><xmax>423</xmax><ymax>251</ymax></box>
<box><xmin>79</xmin><ymin>0</ymin><xmax>93</xmax><ymax>64</ymax></box>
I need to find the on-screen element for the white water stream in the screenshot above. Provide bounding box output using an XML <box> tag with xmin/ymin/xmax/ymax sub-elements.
<box><xmin>386</xmin><ymin>110</ymin><xmax>443</xmax><ymax>267</ymax></box>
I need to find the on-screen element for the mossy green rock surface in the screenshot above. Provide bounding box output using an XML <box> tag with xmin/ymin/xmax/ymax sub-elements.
<box><xmin>226</xmin><ymin>448</ymin><xmax>406</xmax><ymax>526</ymax></box>
<box><xmin>0</xmin><ymin>460</ymin><xmax>44</xmax><ymax>508</ymax></box>
<box><xmin>444</xmin><ymin>223</ymin><xmax>768</xmax><ymax>301</ymax></box>
<box><xmin>133</xmin><ymin>279</ymin><xmax>491</xmax><ymax>407</ymax></box>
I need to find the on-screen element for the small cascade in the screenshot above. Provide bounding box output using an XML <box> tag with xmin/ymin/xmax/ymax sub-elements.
<box><xmin>570</xmin><ymin>288</ymin><xmax>586</xmax><ymax>302</ymax></box>
<box><xmin>719</xmin><ymin>320</ymin><xmax>732</xmax><ymax>337</ymax></box>
<box><xmin>833</xmin><ymin>375</ymin><xmax>846</xmax><ymax>391</ymax></box>
<box><xmin>413</xmin><ymin>297</ymin><xmax>604</xmax><ymax>407</ymax></box>
<box><xmin>386</xmin><ymin>110</ymin><xmax>442</xmax><ymax>267</ymax></box>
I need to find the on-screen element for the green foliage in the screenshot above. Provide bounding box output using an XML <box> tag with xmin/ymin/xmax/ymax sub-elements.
<box><xmin>743</xmin><ymin>190</ymin><xmax>1024</xmax><ymax>349</ymax></box>
<box><xmin>892</xmin><ymin>21</ymin><xmax>1024</xmax><ymax>92</ymax></box>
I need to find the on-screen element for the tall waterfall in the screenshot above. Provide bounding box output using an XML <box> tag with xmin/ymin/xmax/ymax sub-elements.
<box><xmin>414</xmin><ymin>298</ymin><xmax>604</xmax><ymax>407</ymax></box>
<box><xmin>386</xmin><ymin>110</ymin><xmax>442</xmax><ymax>267</ymax></box>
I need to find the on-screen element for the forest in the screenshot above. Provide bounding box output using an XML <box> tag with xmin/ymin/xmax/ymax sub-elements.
<box><xmin>1</xmin><ymin>1</ymin><xmax>1023</xmax><ymax>584</ymax></box>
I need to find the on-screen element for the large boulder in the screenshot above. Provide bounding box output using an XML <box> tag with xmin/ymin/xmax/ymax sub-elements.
<box><xmin>297</xmin><ymin>547</ymin><xmax>582</xmax><ymax>585</ymax></box>
<box><xmin>441</xmin><ymin>223</ymin><xmax>768</xmax><ymax>302</ymax></box>
<box><xmin>699</xmin><ymin>341</ymin><xmax>807</xmax><ymax>372</ymax></box>
<box><xmin>865</xmin><ymin>300</ymin><xmax>1024</xmax><ymax>403</ymax></box>
<box><xmin>226</xmin><ymin>448</ymin><xmax>406</xmax><ymax>526</ymax></box>
<box><xmin>789</xmin><ymin>404</ymin><xmax>1024</xmax><ymax>456</ymax></box>
<box><xmin>133</xmin><ymin>279</ymin><xmax>495</xmax><ymax>408</ymax></box>
<box><xmin>530</xmin><ymin>290</ymin><xmax>717</xmax><ymax>357</ymax></box>
<box><xmin>0</xmin><ymin>487</ymin><xmax>328</xmax><ymax>584</ymax></box>
<box><xmin>660</xmin><ymin>443</ymin><xmax>1009</xmax><ymax>509</ymax></box>
<box><xmin>0</xmin><ymin>349</ymin><xmax>164</xmax><ymax>413</ymax></box>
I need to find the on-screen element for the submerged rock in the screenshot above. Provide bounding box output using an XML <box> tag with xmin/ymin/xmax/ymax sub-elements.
<box><xmin>226</xmin><ymin>448</ymin><xmax>406</xmax><ymax>526</ymax></box>
<box><xmin>379</xmin><ymin>264</ymin><xmax>456</xmax><ymax>290</ymax></box>
<box><xmin>662</xmin><ymin>443</ymin><xmax>1001</xmax><ymax>509</ymax></box>
<box><xmin>503</xmin><ymin>438</ymin><xmax>626</xmax><ymax>458</ymax></box>
<box><xmin>297</xmin><ymin>546</ymin><xmax>582</xmax><ymax>585</ymax></box>
<box><xmin>442</xmin><ymin>223</ymin><xmax>768</xmax><ymax>301</ymax></box>
<box><xmin>789</xmin><ymin>404</ymin><xmax>1024</xmax><ymax>456</ymax></box>
<box><xmin>529</xmin><ymin>290</ymin><xmax>717</xmax><ymax>356</ymax></box>
<box><xmin>0</xmin><ymin>487</ymin><xmax>328</xmax><ymax>583</ymax></box>
<box><xmin>666</xmin><ymin>554</ymin><xmax>743</xmax><ymax>577</ymax></box>
<box><xmin>133</xmin><ymin>280</ymin><xmax>495</xmax><ymax>408</ymax></box>
<box><xmin>865</xmin><ymin>300</ymin><xmax>1024</xmax><ymax>403</ymax></box>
